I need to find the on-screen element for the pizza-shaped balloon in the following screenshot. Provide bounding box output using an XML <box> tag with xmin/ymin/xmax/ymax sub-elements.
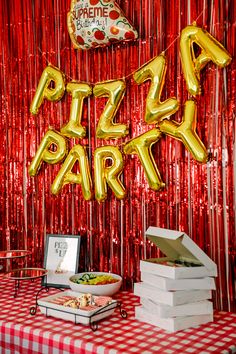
<box><xmin>67</xmin><ymin>0</ymin><xmax>138</xmax><ymax>50</ymax></box>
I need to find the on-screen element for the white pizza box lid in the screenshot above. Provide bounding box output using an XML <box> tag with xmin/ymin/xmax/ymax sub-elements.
<box><xmin>145</xmin><ymin>226</ymin><xmax>217</xmax><ymax>272</ymax></box>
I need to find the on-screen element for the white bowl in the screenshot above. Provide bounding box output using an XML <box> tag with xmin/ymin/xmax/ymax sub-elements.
<box><xmin>69</xmin><ymin>272</ymin><xmax>122</xmax><ymax>296</ymax></box>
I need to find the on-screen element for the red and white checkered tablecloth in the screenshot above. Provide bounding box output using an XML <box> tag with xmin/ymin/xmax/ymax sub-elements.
<box><xmin>0</xmin><ymin>277</ymin><xmax>235</xmax><ymax>354</ymax></box>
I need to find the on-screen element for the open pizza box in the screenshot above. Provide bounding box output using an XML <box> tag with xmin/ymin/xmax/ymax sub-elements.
<box><xmin>140</xmin><ymin>227</ymin><xmax>217</xmax><ymax>279</ymax></box>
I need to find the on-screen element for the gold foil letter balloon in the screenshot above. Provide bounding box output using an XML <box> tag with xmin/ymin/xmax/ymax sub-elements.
<box><xmin>28</xmin><ymin>130</ymin><xmax>68</xmax><ymax>176</ymax></box>
<box><xmin>60</xmin><ymin>82</ymin><xmax>92</xmax><ymax>139</ymax></box>
<box><xmin>133</xmin><ymin>54</ymin><xmax>179</xmax><ymax>124</ymax></box>
<box><xmin>124</xmin><ymin>129</ymin><xmax>165</xmax><ymax>191</ymax></box>
<box><xmin>30</xmin><ymin>66</ymin><xmax>66</xmax><ymax>114</ymax></box>
<box><xmin>67</xmin><ymin>0</ymin><xmax>138</xmax><ymax>50</ymax></box>
<box><xmin>94</xmin><ymin>146</ymin><xmax>126</xmax><ymax>202</ymax></box>
<box><xmin>94</xmin><ymin>79</ymin><xmax>128</xmax><ymax>139</ymax></box>
<box><xmin>180</xmin><ymin>24</ymin><xmax>232</xmax><ymax>96</ymax></box>
<box><xmin>51</xmin><ymin>144</ymin><xmax>93</xmax><ymax>200</ymax></box>
<box><xmin>159</xmin><ymin>99</ymin><xmax>208</xmax><ymax>163</ymax></box>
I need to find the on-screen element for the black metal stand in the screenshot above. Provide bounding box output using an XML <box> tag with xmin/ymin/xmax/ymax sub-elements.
<box><xmin>88</xmin><ymin>301</ymin><xmax>128</xmax><ymax>331</ymax></box>
<box><xmin>30</xmin><ymin>286</ymin><xmax>50</xmax><ymax>315</ymax></box>
<box><xmin>29</xmin><ymin>285</ymin><xmax>64</xmax><ymax>315</ymax></box>
<box><xmin>117</xmin><ymin>301</ymin><xmax>128</xmax><ymax>319</ymax></box>
<box><xmin>13</xmin><ymin>278</ymin><xmax>37</xmax><ymax>297</ymax></box>
<box><xmin>14</xmin><ymin>280</ymin><xmax>20</xmax><ymax>298</ymax></box>
<box><xmin>4</xmin><ymin>268</ymin><xmax>48</xmax><ymax>298</ymax></box>
<box><xmin>30</xmin><ymin>288</ymin><xmax>128</xmax><ymax>331</ymax></box>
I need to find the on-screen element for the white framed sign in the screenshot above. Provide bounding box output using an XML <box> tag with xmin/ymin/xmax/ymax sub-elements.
<box><xmin>43</xmin><ymin>234</ymin><xmax>81</xmax><ymax>288</ymax></box>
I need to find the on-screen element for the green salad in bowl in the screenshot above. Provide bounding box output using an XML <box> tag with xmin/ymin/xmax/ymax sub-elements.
<box><xmin>69</xmin><ymin>272</ymin><xmax>122</xmax><ymax>296</ymax></box>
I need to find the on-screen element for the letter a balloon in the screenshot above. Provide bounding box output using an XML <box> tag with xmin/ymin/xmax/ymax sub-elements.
<box><xmin>67</xmin><ymin>0</ymin><xmax>138</xmax><ymax>50</ymax></box>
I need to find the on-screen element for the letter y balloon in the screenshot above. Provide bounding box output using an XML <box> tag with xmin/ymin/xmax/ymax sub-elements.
<box><xmin>67</xmin><ymin>0</ymin><xmax>138</xmax><ymax>50</ymax></box>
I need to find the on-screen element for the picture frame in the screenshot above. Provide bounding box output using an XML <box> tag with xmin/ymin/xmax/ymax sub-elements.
<box><xmin>42</xmin><ymin>234</ymin><xmax>81</xmax><ymax>288</ymax></box>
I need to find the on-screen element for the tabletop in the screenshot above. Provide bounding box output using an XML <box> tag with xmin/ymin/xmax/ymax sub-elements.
<box><xmin>0</xmin><ymin>276</ymin><xmax>235</xmax><ymax>354</ymax></box>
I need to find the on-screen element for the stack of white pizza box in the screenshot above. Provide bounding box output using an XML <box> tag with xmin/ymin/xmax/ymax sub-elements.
<box><xmin>134</xmin><ymin>227</ymin><xmax>217</xmax><ymax>332</ymax></box>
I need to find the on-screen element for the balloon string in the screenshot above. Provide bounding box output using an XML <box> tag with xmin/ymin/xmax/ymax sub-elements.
<box><xmin>195</xmin><ymin>8</ymin><xmax>205</xmax><ymax>23</ymax></box>
<box><xmin>163</xmin><ymin>36</ymin><xmax>179</xmax><ymax>54</ymax></box>
<box><xmin>79</xmin><ymin>140</ymin><xmax>128</xmax><ymax>150</ymax></box>
<box><xmin>38</xmin><ymin>8</ymin><xmax>205</xmax><ymax>85</ymax></box>
<box><xmin>163</xmin><ymin>6</ymin><xmax>204</xmax><ymax>54</ymax></box>
<box><xmin>38</xmin><ymin>47</ymin><xmax>52</xmax><ymax>66</ymax></box>
<box><xmin>123</xmin><ymin>8</ymin><xmax>205</xmax><ymax>80</ymax></box>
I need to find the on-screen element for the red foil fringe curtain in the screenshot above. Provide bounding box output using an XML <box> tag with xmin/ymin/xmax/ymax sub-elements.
<box><xmin>0</xmin><ymin>0</ymin><xmax>235</xmax><ymax>311</ymax></box>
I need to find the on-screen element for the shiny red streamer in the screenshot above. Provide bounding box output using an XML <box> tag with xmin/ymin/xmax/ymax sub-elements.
<box><xmin>0</xmin><ymin>0</ymin><xmax>235</xmax><ymax>311</ymax></box>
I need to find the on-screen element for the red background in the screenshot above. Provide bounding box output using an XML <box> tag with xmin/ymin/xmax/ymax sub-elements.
<box><xmin>0</xmin><ymin>0</ymin><xmax>235</xmax><ymax>311</ymax></box>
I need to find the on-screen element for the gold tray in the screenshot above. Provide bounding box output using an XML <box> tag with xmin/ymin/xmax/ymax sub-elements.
<box><xmin>0</xmin><ymin>250</ymin><xmax>31</xmax><ymax>260</ymax></box>
<box><xmin>4</xmin><ymin>267</ymin><xmax>48</xmax><ymax>280</ymax></box>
